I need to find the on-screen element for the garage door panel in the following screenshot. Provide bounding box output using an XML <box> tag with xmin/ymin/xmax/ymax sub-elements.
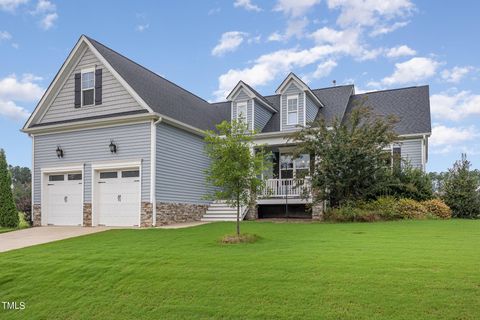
<box><xmin>45</xmin><ymin>173</ymin><xmax>83</xmax><ymax>226</ymax></box>
<box><xmin>96</xmin><ymin>170</ymin><xmax>140</xmax><ymax>227</ymax></box>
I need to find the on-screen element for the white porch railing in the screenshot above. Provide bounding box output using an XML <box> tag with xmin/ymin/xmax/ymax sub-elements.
<box><xmin>261</xmin><ymin>178</ymin><xmax>311</xmax><ymax>198</ymax></box>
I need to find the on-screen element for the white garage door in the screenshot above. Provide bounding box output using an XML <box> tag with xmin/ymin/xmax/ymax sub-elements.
<box><xmin>46</xmin><ymin>173</ymin><xmax>83</xmax><ymax>226</ymax></box>
<box><xmin>97</xmin><ymin>169</ymin><xmax>140</xmax><ymax>226</ymax></box>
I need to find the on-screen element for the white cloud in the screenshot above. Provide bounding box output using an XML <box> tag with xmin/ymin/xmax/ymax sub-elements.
<box><xmin>431</xmin><ymin>90</ymin><xmax>480</xmax><ymax>121</ymax></box>
<box><xmin>0</xmin><ymin>0</ymin><xmax>28</xmax><ymax>12</ymax></box>
<box><xmin>0</xmin><ymin>74</ymin><xmax>44</xmax><ymax>102</ymax></box>
<box><xmin>370</xmin><ymin>21</ymin><xmax>409</xmax><ymax>37</ymax></box>
<box><xmin>40</xmin><ymin>12</ymin><xmax>57</xmax><ymax>30</ymax></box>
<box><xmin>234</xmin><ymin>0</ymin><xmax>262</xmax><ymax>12</ymax></box>
<box><xmin>135</xmin><ymin>24</ymin><xmax>149</xmax><ymax>32</ymax></box>
<box><xmin>274</xmin><ymin>0</ymin><xmax>321</xmax><ymax>17</ymax></box>
<box><xmin>0</xmin><ymin>99</ymin><xmax>30</xmax><ymax>120</ymax></box>
<box><xmin>302</xmin><ymin>59</ymin><xmax>338</xmax><ymax>83</ymax></box>
<box><xmin>33</xmin><ymin>0</ymin><xmax>55</xmax><ymax>13</ymax></box>
<box><xmin>441</xmin><ymin>66</ymin><xmax>473</xmax><ymax>83</ymax></box>
<box><xmin>31</xmin><ymin>0</ymin><xmax>58</xmax><ymax>30</ymax></box>
<box><xmin>208</xmin><ymin>7</ymin><xmax>221</xmax><ymax>15</ymax></box>
<box><xmin>268</xmin><ymin>17</ymin><xmax>309</xmax><ymax>42</ymax></box>
<box><xmin>327</xmin><ymin>0</ymin><xmax>414</xmax><ymax>28</ymax></box>
<box><xmin>385</xmin><ymin>45</ymin><xmax>416</xmax><ymax>58</ymax></box>
<box><xmin>379</xmin><ymin>57</ymin><xmax>439</xmax><ymax>86</ymax></box>
<box><xmin>0</xmin><ymin>31</ymin><xmax>12</xmax><ymax>41</ymax></box>
<box><xmin>430</xmin><ymin>125</ymin><xmax>480</xmax><ymax>154</ymax></box>
<box><xmin>212</xmin><ymin>31</ymin><xmax>248</xmax><ymax>57</ymax></box>
<box><xmin>214</xmin><ymin>26</ymin><xmax>381</xmax><ymax>100</ymax></box>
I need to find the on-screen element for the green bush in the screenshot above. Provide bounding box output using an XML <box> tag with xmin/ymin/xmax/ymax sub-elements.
<box><xmin>0</xmin><ymin>149</ymin><xmax>19</xmax><ymax>228</ymax></box>
<box><xmin>397</xmin><ymin>198</ymin><xmax>428</xmax><ymax>219</ymax></box>
<box><xmin>324</xmin><ymin>206</ymin><xmax>381</xmax><ymax>223</ymax></box>
<box><xmin>362</xmin><ymin>196</ymin><xmax>400</xmax><ymax>220</ymax></box>
<box><xmin>422</xmin><ymin>199</ymin><xmax>452</xmax><ymax>219</ymax></box>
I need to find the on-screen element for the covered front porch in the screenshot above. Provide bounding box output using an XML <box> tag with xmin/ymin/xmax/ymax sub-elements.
<box><xmin>256</xmin><ymin>145</ymin><xmax>312</xmax><ymax>204</ymax></box>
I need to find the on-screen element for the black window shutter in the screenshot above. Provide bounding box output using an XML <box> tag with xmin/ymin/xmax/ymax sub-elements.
<box><xmin>95</xmin><ymin>68</ymin><xmax>102</xmax><ymax>105</ymax></box>
<box><xmin>74</xmin><ymin>73</ymin><xmax>81</xmax><ymax>108</ymax></box>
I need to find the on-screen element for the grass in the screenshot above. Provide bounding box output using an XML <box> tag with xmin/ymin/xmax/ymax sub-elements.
<box><xmin>0</xmin><ymin>213</ymin><xmax>30</xmax><ymax>234</ymax></box>
<box><xmin>0</xmin><ymin>220</ymin><xmax>479</xmax><ymax>319</ymax></box>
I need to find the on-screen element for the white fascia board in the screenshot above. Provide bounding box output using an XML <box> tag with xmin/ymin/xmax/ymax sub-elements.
<box><xmin>22</xmin><ymin>113</ymin><xmax>158</xmax><ymax>135</ymax></box>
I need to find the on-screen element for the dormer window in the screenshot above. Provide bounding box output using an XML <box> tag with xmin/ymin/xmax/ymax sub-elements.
<box><xmin>237</xmin><ymin>101</ymin><xmax>247</xmax><ymax>123</ymax></box>
<box><xmin>287</xmin><ymin>95</ymin><xmax>298</xmax><ymax>125</ymax></box>
<box><xmin>81</xmin><ymin>68</ymin><xmax>95</xmax><ymax>106</ymax></box>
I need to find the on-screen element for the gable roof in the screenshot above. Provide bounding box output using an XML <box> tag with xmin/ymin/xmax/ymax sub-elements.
<box><xmin>86</xmin><ymin>36</ymin><xmax>225</xmax><ymax>131</ymax></box>
<box><xmin>24</xmin><ymin>35</ymin><xmax>431</xmax><ymax>137</ymax></box>
<box><xmin>226</xmin><ymin>80</ymin><xmax>277</xmax><ymax>113</ymax></box>
<box><xmin>275</xmin><ymin>72</ymin><xmax>324</xmax><ymax>107</ymax></box>
<box><xmin>344</xmin><ymin>86</ymin><xmax>431</xmax><ymax>135</ymax></box>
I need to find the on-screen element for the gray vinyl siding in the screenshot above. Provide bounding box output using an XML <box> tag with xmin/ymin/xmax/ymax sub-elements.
<box><xmin>156</xmin><ymin>122</ymin><xmax>213</xmax><ymax>204</ymax></box>
<box><xmin>231</xmin><ymin>88</ymin><xmax>253</xmax><ymax>130</ymax></box>
<box><xmin>38</xmin><ymin>47</ymin><xmax>144</xmax><ymax>124</ymax></box>
<box><xmin>254</xmin><ymin>101</ymin><xmax>272</xmax><ymax>132</ymax></box>
<box><xmin>281</xmin><ymin>82</ymin><xmax>305</xmax><ymax>131</ymax></box>
<box><xmin>33</xmin><ymin>122</ymin><xmax>151</xmax><ymax>204</ymax></box>
<box><xmin>399</xmin><ymin>139</ymin><xmax>423</xmax><ymax>169</ymax></box>
<box><xmin>305</xmin><ymin>95</ymin><xmax>319</xmax><ymax>124</ymax></box>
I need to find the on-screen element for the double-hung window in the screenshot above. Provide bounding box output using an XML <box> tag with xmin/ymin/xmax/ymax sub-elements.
<box><xmin>287</xmin><ymin>95</ymin><xmax>298</xmax><ymax>125</ymax></box>
<box><xmin>237</xmin><ymin>102</ymin><xmax>247</xmax><ymax>123</ymax></box>
<box><xmin>81</xmin><ymin>68</ymin><xmax>95</xmax><ymax>106</ymax></box>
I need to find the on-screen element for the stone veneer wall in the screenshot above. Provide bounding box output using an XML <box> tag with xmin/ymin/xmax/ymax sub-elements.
<box><xmin>156</xmin><ymin>202</ymin><xmax>209</xmax><ymax>226</ymax></box>
<box><xmin>32</xmin><ymin>204</ymin><xmax>41</xmax><ymax>227</ymax></box>
<box><xmin>141</xmin><ymin>202</ymin><xmax>153</xmax><ymax>227</ymax></box>
<box><xmin>311</xmin><ymin>202</ymin><xmax>324</xmax><ymax>221</ymax></box>
<box><xmin>83</xmin><ymin>203</ymin><xmax>92</xmax><ymax>227</ymax></box>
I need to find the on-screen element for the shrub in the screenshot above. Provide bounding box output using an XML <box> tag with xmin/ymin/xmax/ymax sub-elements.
<box><xmin>422</xmin><ymin>199</ymin><xmax>452</xmax><ymax>219</ymax></box>
<box><xmin>396</xmin><ymin>198</ymin><xmax>428</xmax><ymax>219</ymax></box>
<box><xmin>324</xmin><ymin>206</ymin><xmax>381</xmax><ymax>223</ymax></box>
<box><xmin>0</xmin><ymin>149</ymin><xmax>19</xmax><ymax>228</ymax></box>
<box><xmin>442</xmin><ymin>154</ymin><xmax>480</xmax><ymax>219</ymax></box>
<box><xmin>362</xmin><ymin>196</ymin><xmax>400</xmax><ymax>220</ymax></box>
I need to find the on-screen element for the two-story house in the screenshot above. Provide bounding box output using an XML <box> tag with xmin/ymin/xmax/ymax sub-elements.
<box><xmin>22</xmin><ymin>36</ymin><xmax>431</xmax><ymax>226</ymax></box>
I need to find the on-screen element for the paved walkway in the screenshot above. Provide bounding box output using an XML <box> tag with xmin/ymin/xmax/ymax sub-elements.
<box><xmin>0</xmin><ymin>227</ymin><xmax>110</xmax><ymax>253</ymax></box>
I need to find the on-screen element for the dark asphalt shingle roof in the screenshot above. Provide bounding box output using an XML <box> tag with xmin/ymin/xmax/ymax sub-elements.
<box><xmin>84</xmin><ymin>36</ymin><xmax>430</xmax><ymax>136</ymax></box>
<box><xmin>87</xmin><ymin>36</ymin><xmax>225</xmax><ymax>131</ymax></box>
<box><xmin>344</xmin><ymin>86</ymin><xmax>431</xmax><ymax>135</ymax></box>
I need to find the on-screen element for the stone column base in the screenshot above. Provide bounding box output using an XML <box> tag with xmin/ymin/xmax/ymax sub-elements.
<box><xmin>141</xmin><ymin>202</ymin><xmax>153</xmax><ymax>227</ymax></box>
<box><xmin>245</xmin><ymin>203</ymin><xmax>258</xmax><ymax>220</ymax></box>
<box><xmin>311</xmin><ymin>202</ymin><xmax>324</xmax><ymax>221</ymax></box>
<box><xmin>32</xmin><ymin>204</ymin><xmax>41</xmax><ymax>227</ymax></box>
<box><xmin>156</xmin><ymin>202</ymin><xmax>208</xmax><ymax>226</ymax></box>
<box><xmin>83</xmin><ymin>203</ymin><xmax>92</xmax><ymax>227</ymax></box>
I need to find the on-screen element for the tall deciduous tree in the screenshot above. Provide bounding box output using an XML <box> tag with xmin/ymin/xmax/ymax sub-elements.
<box><xmin>443</xmin><ymin>154</ymin><xmax>480</xmax><ymax>219</ymax></box>
<box><xmin>0</xmin><ymin>149</ymin><xmax>19</xmax><ymax>228</ymax></box>
<box><xmin>9</xmin><ymin>165</ymin><xmax>32</xmax><ymax>223</ymax></box>
<box><xmin>293</xmin><ymin>107</ymin><xmax>398</xmax><ymax>207</ymax></box>
<box><xmin>204</xmin><ymin>120</ymin><xmax>269</xmax><ymax>236</ymax></box>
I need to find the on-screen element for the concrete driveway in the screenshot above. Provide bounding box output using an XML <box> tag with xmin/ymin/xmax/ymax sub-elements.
<box><xmin>0</xmin><ymin>227</ymin><xmax>110</xmax><ymax>253</ymax></box>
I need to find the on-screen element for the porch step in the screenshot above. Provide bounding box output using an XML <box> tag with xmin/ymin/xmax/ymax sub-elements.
<box><xmin>201</xmin><ymin>201</ymin><xmax>247</xmax><ymax>222</ymax></box>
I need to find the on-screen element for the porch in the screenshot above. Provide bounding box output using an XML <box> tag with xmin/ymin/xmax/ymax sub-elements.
<box><xmin>256</xmin><ymin>145</ymin><xmax>312</xmax><ymax>205</ymax></box>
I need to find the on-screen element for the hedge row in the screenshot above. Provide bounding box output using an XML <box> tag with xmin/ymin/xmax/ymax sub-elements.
<box><xmin>324</xmin><ymin>197</ymin><xmax>452</xmax><ymax>222</ymax></box>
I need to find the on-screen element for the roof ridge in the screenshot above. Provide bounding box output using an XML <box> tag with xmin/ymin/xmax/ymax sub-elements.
<box><xmin>85</xmin><ymin>35</ymin><xmax>211</xmax><ymax>105</ymax></box>
<box><xmin>353</xmin><ymin>85</ymin><xmax>428</xmax><ymax>96</ymax></box>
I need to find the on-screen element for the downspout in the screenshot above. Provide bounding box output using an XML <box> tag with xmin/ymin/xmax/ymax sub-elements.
<box><xmin>151</xmin><ymin>117</ymin><xmax>162</xmax><ymax>227</ymax></box>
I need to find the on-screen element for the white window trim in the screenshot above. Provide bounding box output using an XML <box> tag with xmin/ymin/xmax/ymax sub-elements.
<box><xmin>286</xmin><ymin>94</ymin><xmax>299</xmax><ymax>125</ymax></box>
<box><xmin>81</xmin><ymin>67</ymin><xmax>95</xmax><ymax>107</ymax></box>
<box><xmin>236</xmin><ymin>101</ymin><xmax>248</xmax><ymax>123</ymax></box>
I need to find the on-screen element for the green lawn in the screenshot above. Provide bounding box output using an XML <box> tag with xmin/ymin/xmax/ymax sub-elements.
<box><xmin>0</xmin><ymin>220</ymin><xmax>479</xmax><ymax>320</ymax></box>
<box><xmin>0</xmin><ymin>227</ymin><xmax>13</xmax><ymax>234</ymax></box>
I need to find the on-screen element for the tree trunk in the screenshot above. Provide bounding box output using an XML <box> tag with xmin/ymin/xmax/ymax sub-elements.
<box><xmin>236</xmin><ymin>193</ymin><xmax>240</xmax><ymax>236</ymax></box>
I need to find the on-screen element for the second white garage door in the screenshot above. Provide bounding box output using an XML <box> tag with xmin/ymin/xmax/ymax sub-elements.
<box><xmin>97</xmin><ymin>169</ymin><xmax>140</xmax><ymax>226</ymax></box>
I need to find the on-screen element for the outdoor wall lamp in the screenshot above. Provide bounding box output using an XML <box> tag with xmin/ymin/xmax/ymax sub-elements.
<box><xmin>109</xmin><ymin>140</ymin><xmax>117</xmax><ymax>154</ymax></box>
<box><xmin>56</xmin><ymin>146</ymin><xmax>64</xmax><ymax>158</ymax></box>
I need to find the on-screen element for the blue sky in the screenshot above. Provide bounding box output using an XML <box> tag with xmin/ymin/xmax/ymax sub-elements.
<box><xmin>1</xmin><ymin>0</ymin><xmax>479</xmax><ymax>172</ymax></box>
